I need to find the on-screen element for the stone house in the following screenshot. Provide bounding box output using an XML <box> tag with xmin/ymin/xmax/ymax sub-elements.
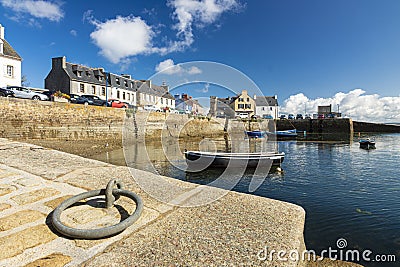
<box><xmin>45</xmin><ymin>56</ymin><xmax>175</xmax><ymax>109</ymax></box>
<box><xmin>0</xmin><ymin>24</ymin><xmax>22</xmax><ymax>88</ymax></box>
<box><xmin>174</xmin><ymin>93</ymin><xmax>204</xmax><ymax>114</ymax></box>
<box><xmin>230</xmin><ymin>90</ymin><xmax>255</xmax><ymax>117</ymax></box>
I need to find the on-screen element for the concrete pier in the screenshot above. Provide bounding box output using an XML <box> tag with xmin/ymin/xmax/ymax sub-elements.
<box><xmin>0</xmin><ymin>138</ymin><xmax>310</xmax><ymax>266</ymax></box>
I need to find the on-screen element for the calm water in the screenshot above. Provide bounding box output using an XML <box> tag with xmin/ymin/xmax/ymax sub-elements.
<box><xmin>93</xmin><ymin>134</ymin><xmax>400</xmax><ymax>266</ymax></box>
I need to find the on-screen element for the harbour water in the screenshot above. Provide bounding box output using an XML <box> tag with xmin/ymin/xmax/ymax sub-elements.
<box><xmin>93</xmin><ymin>133</ymin><xmax>400</xmax><ymax>266</ymax></box>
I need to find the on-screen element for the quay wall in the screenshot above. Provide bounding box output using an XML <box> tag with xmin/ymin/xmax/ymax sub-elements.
<box><xmin>2</xmin><ymin>98</ymin><xmax>397</xmax><ymax>143</ymax></box>
<box><xmin>0</xmin><ymin>98</ymin><xmax>225</xmax><ymax>142</ymax></box>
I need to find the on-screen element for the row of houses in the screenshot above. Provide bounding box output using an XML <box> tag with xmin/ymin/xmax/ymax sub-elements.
<box><xmin>1</xmin><ymin>23</ymin><xmax>279</xmax><ymax>117</ymax></box>
<box><xmin>209</xmin><ymin>90</ymin><xmax>279</xmax><ymax>119</ymax></box>
<box><xmin>45</xmin><ymin>56</ymin><xmax>175</xmax><ymax>110</ymax></box>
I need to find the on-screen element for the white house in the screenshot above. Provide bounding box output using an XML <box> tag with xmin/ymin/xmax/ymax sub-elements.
<box><xmin>254</xmin><ymin>95</ymin><xmax>279</xmax><ymax>119</ymax></box>
<box><xmin>0</xmin><ymin>24</ymin><xmax>22</xmax><ymax>88</ymax></box>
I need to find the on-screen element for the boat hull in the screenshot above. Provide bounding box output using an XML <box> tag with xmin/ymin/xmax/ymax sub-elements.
<box><xmin>359</xmin><ymin>140</ymin><xmax>376</xmax><ymax>149</ymax></box>
<box><xmin>184</xmin><ymin>151</ymin><xmax>285</xmax><ymax>172</ymax></box>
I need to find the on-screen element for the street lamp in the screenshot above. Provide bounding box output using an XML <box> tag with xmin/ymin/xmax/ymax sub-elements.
<box><xmin>337</xmin><ymin>104</ymin><xmax>340</xmax><ymax>114</ymax></box>
<box><xmin>105</xmin><ymin>71</ymin><xmax>109</xmax><ymax>105</ymax></box>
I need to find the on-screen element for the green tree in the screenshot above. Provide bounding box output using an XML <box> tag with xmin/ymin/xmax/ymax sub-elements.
<box><xmin>21</xmin><ymin>75</ymin><xmax>30</xmax><ymax>87</ymax></box>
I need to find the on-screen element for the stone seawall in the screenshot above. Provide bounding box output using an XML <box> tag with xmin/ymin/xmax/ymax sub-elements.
<box><xmin>0</xmin><ymin>98</ymin><xmax>225</xmax><ymax>142</ymax></box>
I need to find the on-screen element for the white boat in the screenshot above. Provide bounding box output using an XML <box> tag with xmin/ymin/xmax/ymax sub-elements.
<box><xmin>184</xmin><ymin>150</ymin><xmax>285</xmax><ymax>172</ymax></box>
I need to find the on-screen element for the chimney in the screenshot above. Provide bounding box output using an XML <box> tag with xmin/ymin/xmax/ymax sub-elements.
<box><xmin>0</xmin><ymin>24</ymin><xmax>4</xmax><ymax>39</ymax></box>
<box><xmin>0</xmin><ymin>25</ymin><xmax>4</xmax><ymax>55</ymax></box>
<box><xmin>253</xmin><ymin>94</ymin><xmax>257</xmax><ymax>100</ymax></box>
<box><xmin>52</xmin><ymin>56</ymin><xmax>67</xmax><ymax>69</ymax></box>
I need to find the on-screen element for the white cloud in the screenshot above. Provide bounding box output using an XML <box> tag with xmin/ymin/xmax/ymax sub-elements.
<box><xmin>88</xmin><ymin>15</ymin><xmax>155</xmax><ymax>64</ymax></box>
<box><xmin>167</xmin><ymin>0</ymin><xmax>242</xmax><ymax>51</ymax></box>
<box><xmin>85</xmin><ymin>1</ymin><xmax>241</xmax><ymax>64</ymax></box>
<box><xmin>70</xmin><ymin>29</ymin><xmax>77</xmax><ymax>37</ymax></box>
<box><xmin>155</xmin><ymin>59</ymin><xmax>202</xmax><ymax>75</ymax></box>
<box><xmin>280</xmin><ymin>89</ymin><xmax>400</xmax><ymax>123</ymax></box>
<box><xmin>0</xmin><ymin>0</ymin><xmax>64</xmax><ymax>21</ymax></box>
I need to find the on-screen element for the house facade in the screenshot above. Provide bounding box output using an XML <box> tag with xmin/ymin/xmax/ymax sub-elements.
<box><xmin>254</xmin><ymin>95</ymin><xmax>279</xmax><ymax>119</ymax></box>
<box><xmin>0</xmin><ymin>24</ymin><xmax>22</xmax><ymax>88</ymax></box>
<box><xmin>209</xmin><ymin>91</ymin><xmax>279</xmax><ymax>119</ymax></box>
<box><xmin>230</xmin><ymin>90</ymin><xmax>255</xmax><ymax>117</ymax></box>
<box><xmin>136</xmin><ymin>80</ymin><xmax>175</xmax><ymax>110</ymax></box>
<box><xmin>45</xmin><ymin>56</ymin><xmax>175</xmax><ymax>109</ymax></box>
<box><xmin>174</xmin><ymin>93</ymin><xmax>204</xmax><ymax>115</ymax></box>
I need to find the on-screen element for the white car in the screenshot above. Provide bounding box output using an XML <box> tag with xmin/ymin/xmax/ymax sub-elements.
<box><xmin>236</xmin><ymin>113</ymin><xmax>249</xmax><ymax>119</ymax></box>
<box><xmin>143</xmin><ymin>105</ymin><xmax>160</xmax><ymax>112</ymax></box>
<box><xmin>7</xmin><ymin>86</ymin><xmax>49</xmax><ymax>101</ymax></box>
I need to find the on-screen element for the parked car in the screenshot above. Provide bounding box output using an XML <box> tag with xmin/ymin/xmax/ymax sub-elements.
<box><xmin>107</xmin><ymin>99</ymin><xmax>128</xmax><ymax>108</ymax></box>
<box><xmin>143</xmin><ymin>105</ymin><xmax>160</xmax><ymax>112</ymax></box>
<box><xmin>279</xmin><ymin>114</ymin><xmax>286</xmax><ymax>119</ymax></box>
<box><xmin>236</xmin><ymin>113</ymin><xmax>249</xmax><ymax>119</ymax></box>
<box><xmin>81</xmin><ymin>95</ymin><xmax>107</xmax><ymax>106</ymax></box>
<box><xmin>296</xmin><ymin>114</ymin><xmax>303</xmax><ymax>120</ymax></box>
<box><xmin>304</xmin><ymin>114</ymin><xmax>311</xmax><ymax>119</ymax></box>
<box><xmin>263</xmin><ymin>114</ymin><xmax>273</xmax><ymax>119</ymax></box>
<box><xmin>6</xmin><ymin>86</ymin><xmax>48</xmax><ymax>100</ymax></box>
<box><xmin>70</xmin><ymin>94</ymin><xmax>106</xmax><ymax>106</ymax></box>
<box><xmin>0</xmin><ymin>87</ymin><xmax>15</xmax><ymax>97</ymax></box>
<box><xmin>318</xmin><ymin>114</ymin><xmax>325</xmax><ymax>119</ymax></box>
<box><xmin>288</xmin><ymin>114</ymin><xmax>295</xmax><ymax>120</ymax></box>
<box><xmin>41</xmin><ymin>90</ymin><xmax>55</xmax><ymax>101</ymax></box>
<box><xmin>326</xmin><ymin>113</ymin><xmax>335</xmax><ymax>118</ymax></box>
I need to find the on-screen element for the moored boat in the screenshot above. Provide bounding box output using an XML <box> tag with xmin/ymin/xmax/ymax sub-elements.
<box><xmin>265</xmin><ymin>129</ymin><xmax>298</xmax><ymax>137</ymax></box>
<box><xmin>245</xmin><ymin>130</ymin><xmax>267</xmax><ymax>138</ymax></box>
<box><xmin>184</xmin><ymin>150</ymin><xmax>285</xmax><ymax>172</ymax></box>
<box><xmin>359</xmin><ymin>138</ymin><xmax>376</xmax><ymax>149</ymax></box>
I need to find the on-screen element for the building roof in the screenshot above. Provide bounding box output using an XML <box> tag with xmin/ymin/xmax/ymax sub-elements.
<box><xmin>255</xmin><ymin>96</ymin><xmax>278</xmax><ymax>106</ymax></box>
<box><xmin>137</xmin><ymin>82</ymin><xmax>175</xmax><ymax>100</ymax></box>
<box><xmin>64</xmin><ymin>62</ymin><xmax>108</xmax><ymax>86</ymax></box>
<box><xmin>1</xmin><ymin>38</ymin><xmax>22</xmax><ymax>61</ymax></box>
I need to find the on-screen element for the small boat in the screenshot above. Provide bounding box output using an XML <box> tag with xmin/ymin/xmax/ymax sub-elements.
<box><xmin>359</xmin><ymin>138</ymin><xmax>376</xmax><ymax>149</ymax></box>
<box><xmin>245</xmin><ymin>130</ymin><xmax>267</xmax><ymax>138</ymax></box>
<box><xmin>184</xmin><ymin>150</ymin><xmax>285</xmax><ymax>172</ymax></box>
<box><xmin>266</xmin><ymin>129</ymin><xmax>298</xmax><ymax>137</ymax></box>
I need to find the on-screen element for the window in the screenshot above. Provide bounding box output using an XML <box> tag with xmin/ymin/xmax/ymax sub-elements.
<box><xmin>127</xmin><ymin>94</ymin><xmax>130</xmax><ymax>100</ymax></box>
<box><xmin>247</xmin><ymin>97</ymin><xmax>250</xmax><ymax>102</ymax></box>
<box><xmin>123</xmin><ymin>92</ymin><xmax>126</xmax><ymax>100</ymax></box>
<box><xmin>80</xmin><ymin>84</ymin><xmax>85</xmax><ymax>93</ymax></box>
<box><xmin>239</xmin><ymin>98</ymin><xmax>244</xmax><ymax>102</ymax></box>
<box><xmin>124</xmin><ymin>80</ymin><xmax>128</xmax><ymax>87</ymax></box>
<box><xmin>117</xmin><ymin>90</ymin><xmax>120</xmax><ymax>99</ymax></box>
<box><xmin>98</xmin><ymin>76</ymin><xmax>103</xmax><ymax>82</ymax></box>
<box><xmin>116</xmin><ymin>78</ymin><xmax>120</xmax><ymax>85</ymax></box>
<box><xmin>245</xmin><ymin>104</ymin><xmax>251</xmax><ymax>109</ymax></box>
<box><xmin>101</xmin><ymin>87</ymin><xmax>106</xmax><ymax>96</ymax></box>
<box><xmin>238</xmin><ymin>104</ymin><xmax>244</xmax><ymax>109</ymax></box>
<box><xmin>161</xmin><ymin>98</ymin><xmax>163</xmax><ymax>104</ymax></box>
<box><xmin>262</xmin><ymin>107</ymin><xmax>265</xmax><ymax>111</ymax></box>
<box><xmin>6</xmin><ymin>65</ymin><xmax>14</xmax><ymax>77</ymax></box>
<box><xmin>270</xmin><ymin>107</ymin><xmax>273</xmax><ymax>111</ymax></box>
<box><xmin>77</xmin><ymin>71</ymin><xmax>82</xmax><ymax>77</ymax></box>
<box><xmin>86</xmin><ymin>71</ymin><xmax>91</xmax><ymax>77</ymax></box>
<box><xmin>92</xmin><ymin>86</ymin><xmax>96</xmax><ymax>94</ymax></box>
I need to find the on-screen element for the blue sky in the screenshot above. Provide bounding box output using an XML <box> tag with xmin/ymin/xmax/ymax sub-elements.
<box><xmin>1</xmin><ymin>0</ymin><xmax>399</xmax><ymax>122</ymax></box>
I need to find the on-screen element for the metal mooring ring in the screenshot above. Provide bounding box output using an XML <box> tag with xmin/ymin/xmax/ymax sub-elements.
<box><xmin>51</xmin><ymin>179</ymin><xmax>143</xmax><ymax>239</ymax></box>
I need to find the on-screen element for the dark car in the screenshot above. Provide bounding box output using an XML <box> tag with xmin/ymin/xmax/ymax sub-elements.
<box><xmin>70</xmin><ymin>94</ymin><xmax>106</xmax><ymax>106</ymax></box>
<box><xmin>0</xmin><ymin>87</ymin><xmax>15</xmax><ymax>97</ymax></box>
<box><xmin>41</xmin><ymin>90</ymin><xmax>55</xmax><ymax>101</ymax></box>
<box><xmin>296</xmin><ymin>114</ymin><xmax>303</xmax><ymax>120</ymax></box>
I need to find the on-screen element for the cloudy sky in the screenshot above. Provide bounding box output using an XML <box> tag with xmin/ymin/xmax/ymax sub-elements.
<box><xmin>1</xmin><ymin>0</ymin><xmax>399</xmax><ymax>122</ymax></box>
